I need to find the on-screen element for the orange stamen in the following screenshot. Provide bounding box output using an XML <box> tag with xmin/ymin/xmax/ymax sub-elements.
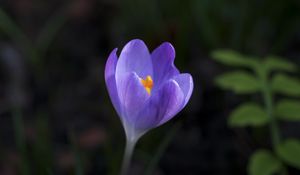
<box><xmin>141</xmin><ymin>75</ymin><xmax>153</xmax><ymax>95</ymax></box>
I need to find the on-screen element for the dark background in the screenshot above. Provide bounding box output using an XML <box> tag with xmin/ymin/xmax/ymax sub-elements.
<box><xmin>0</xmin><ymin>0</ymin><xmax>300</xmax><ymax>174</ymax></box>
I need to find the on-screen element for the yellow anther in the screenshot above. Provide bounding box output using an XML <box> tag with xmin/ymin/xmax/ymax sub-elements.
<box><xmin>141</xmin><ymin>75</ymin><xmax>153</xmax><ymax>95</ymax></box>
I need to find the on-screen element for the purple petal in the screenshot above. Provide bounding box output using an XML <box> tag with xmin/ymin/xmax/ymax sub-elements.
<box><xmin>105</xmin><ymin>48</ymin><xmax>121</xmax><ymax>115</ymax></box>
<box><xmin>151</xmin><ymin>42</ymin><xmax>179</xmax><ymax>91</ymax></box>
<box><xmin>117</xmin><ymin>72</ymin><xmax>150</xmax><ymax>124</ymax></box>
<box><xmin>134</xmin><ymin>80</ymin><xmax>184</xmax><ymax>131</ymax></box>
<box><xmin>116</xmin><ymin>39</ymin><xmax>153</xmax><ymax>87</ymax></box>
<box><xmin>173</xmin><ymin>73</ymin><xmax>193</xmax><ymax>106</ymax></box>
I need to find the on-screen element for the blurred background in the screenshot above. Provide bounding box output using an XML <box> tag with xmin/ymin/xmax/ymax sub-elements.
<box><xmin>0</xmin><ymin>0</ymin><xmax>300</xmax><ymax>174</ymax></box>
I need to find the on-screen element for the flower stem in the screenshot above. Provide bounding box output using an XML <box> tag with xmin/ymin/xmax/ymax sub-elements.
<box><xmin>120</xmin><ymin>139</ymin><xmax>137</xmax><ymax>175</ymax></box>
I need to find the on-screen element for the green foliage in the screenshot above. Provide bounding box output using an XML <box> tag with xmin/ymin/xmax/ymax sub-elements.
<box><xmin>13</xmin><ymin>109</ymin><xmax>31</xmax><ymax>175</ymax></box>
<box><xmin>264</xmin><ymin>56</ymin><xmax>297</xmax><ymax>72</ymax></box>
<box><xmin>36</xmin><ymin>7</ymin><xmax>68</xmax><ymax>56</ymax></box>
<box><xmin>0</xmin><ymin>8</ymin><xmax>38</xmax><ymax>65</ymax></box>
<box><xmin>33</xmin><ymin>115</ymin><xmax>53</xmax><ymax>175</ymax></box>
<box><xmin>215</xmin><ymin>71</ymin><xmax>260</xmax><ymax>94</ymax></box>
<box><xmin>275</xmin><ymin>99</ymin><xmax>300</xmax><ymax>121</ymax></box>
<box><xmin>0</xmin><ymin>7</ymin><xmax>68</xmax><ymax>72</ymax></box>
<box><xmin>212</xmin><ymin>50</ymin><xmax>258</xmax><ymax>67</ymax></box>
<box><xmin>213</xmin><ymin>49</ymin><xmax>300</xmax><ymax>175</ymax></box>
<box><xmin>229</xmin><ymin>103</ymin><xmax>268</xmax><ymax>127</ymax></box>
<box><xmin>271</xmin><ymin>74</ymin><xmax>300</xmax><ymax>96</ymax></box>
<box><xmin>0</xmin><ymin>7</ymin><xmax>69</xmax><ymax>174</ymax></box>
<box><xmin>248</xmin><ymin>150</ymin><xmax>282</xmax><ymax>175</ymax></box>
<box><xmin>276</xmin><ymin>139</ymin><xmax>300</xmax><ymax>169</ymax></box>
<box><xmin>0</xmin><ymin>8</ymin><xmax>31</xmax><ymax>46</ymax></box>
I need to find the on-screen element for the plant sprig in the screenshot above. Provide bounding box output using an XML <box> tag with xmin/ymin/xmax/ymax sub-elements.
<box><xmin>213</xmin><ymin>50</ymin><xmax>300</xmax><ymax>175</ymax></box>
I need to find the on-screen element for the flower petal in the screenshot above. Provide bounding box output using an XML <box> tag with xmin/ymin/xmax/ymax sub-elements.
<box><xmin>105</xmin><ymin>48</ymin><xmax>121</xmax><ymax>115</ymax></box>
<box><xmin>117</xmin><ymin>72</ymin><xmax>150</xmax><ymax>125</ymax></box>
<box><xmin>151</xmin><ymin>42</ymin><xmax>179</xmax><ymax>91</ymax></box>
<box><xmin>134</xmin><ymin>80</ymin><xmax>184</xmax><ymax>131</ymax></box>
<box><xmin>173</xmin><ymin>73</ymin><xmax>194</xmax><ymax>106</ymax></box>
<box><xmin>116</xmin><ymin>39</ymin><xmax>153</xmax><ymax>87</ymax></box>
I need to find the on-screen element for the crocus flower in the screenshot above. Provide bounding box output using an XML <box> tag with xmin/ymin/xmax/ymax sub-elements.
<box><xmin>105</xmin><ymin>39</ymin><xmax>193</xmax><ymax>142</ymax></box>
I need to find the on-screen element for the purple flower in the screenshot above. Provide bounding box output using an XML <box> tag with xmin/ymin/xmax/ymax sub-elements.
<box><xmin>105</xmin><ymin>39</ymin><xmax>193</xmax><ymax>142</ymax></box>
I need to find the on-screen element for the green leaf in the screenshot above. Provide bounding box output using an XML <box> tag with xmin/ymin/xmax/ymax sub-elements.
<box><xmin>271</xmin><ymin>74</ymin><xmax>300</xmax><ymax>96</ymax></box>
<box><xmin>0</xmin><ymin>8</ymin><xmax>38</xmax><ymax>66</ymax></box>
<box><xmin>248</xmin><ymin>150</ymin><xmax>282</xmax><ymax>175</ymax></box>
<box><xmin>36</xmin><ymin>7</ymin><xmax>68</xmax><ymax>56</ymax></box>
<box><xmin>0</xmin><ymin>8</ymin><xmax>30</xmax><ymax>46</ymax></box>
<box><xmin>212</xmin><ymin>50</ymin><xmax>258</xmax><ymax>67</ymax></box>
<box><xmin>229</xmin><ymin>103</ymin><xmax>269</xmax><ymax>127</ymax></box>
<box><xmin>13</xmin><ymin>108</ymin><xmax>31</xmax><ymax>175</ymax></box>
<box><xmin>275</xmin><ymin>99</ymin><xmax>300</xmax><ymax>121</ymax></box>
<box><xmin>264</xmin><ymin>56</ymin><xmax>297</xmax><ymax>72</ymax></box>
<box><xmin>215</xmin><ymin>71</ymin><xmax>261</xmax><ymax>94</ymax></box>
<box><xmin>276</xmin><ymin>139</ymin><xmax>300</xmax><ymax>169</ymax></box>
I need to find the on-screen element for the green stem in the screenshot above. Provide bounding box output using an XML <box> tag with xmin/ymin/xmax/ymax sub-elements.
<box><xmin>262</xmin><ymin>82</ymin><xmax>280</xmax><ymax>147</ymax></box>
<box><xmin>262</xmin><ymin>76</ymin><xmax>281</xmax><ymax>148</ymax></box>
<box><xmin>120</xmin><ymin>139</ymin><xmax>137</xmax><ymax>175</ymax></box>
<box><xmin>253</xmin><ymin>60</ymin><xmax>292</xmax><ymax>175</ymax></box>
<box><xmin>259</xmin><ymin>68</ymin><xmax>287</xmax><ymax>175</ymax></box>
